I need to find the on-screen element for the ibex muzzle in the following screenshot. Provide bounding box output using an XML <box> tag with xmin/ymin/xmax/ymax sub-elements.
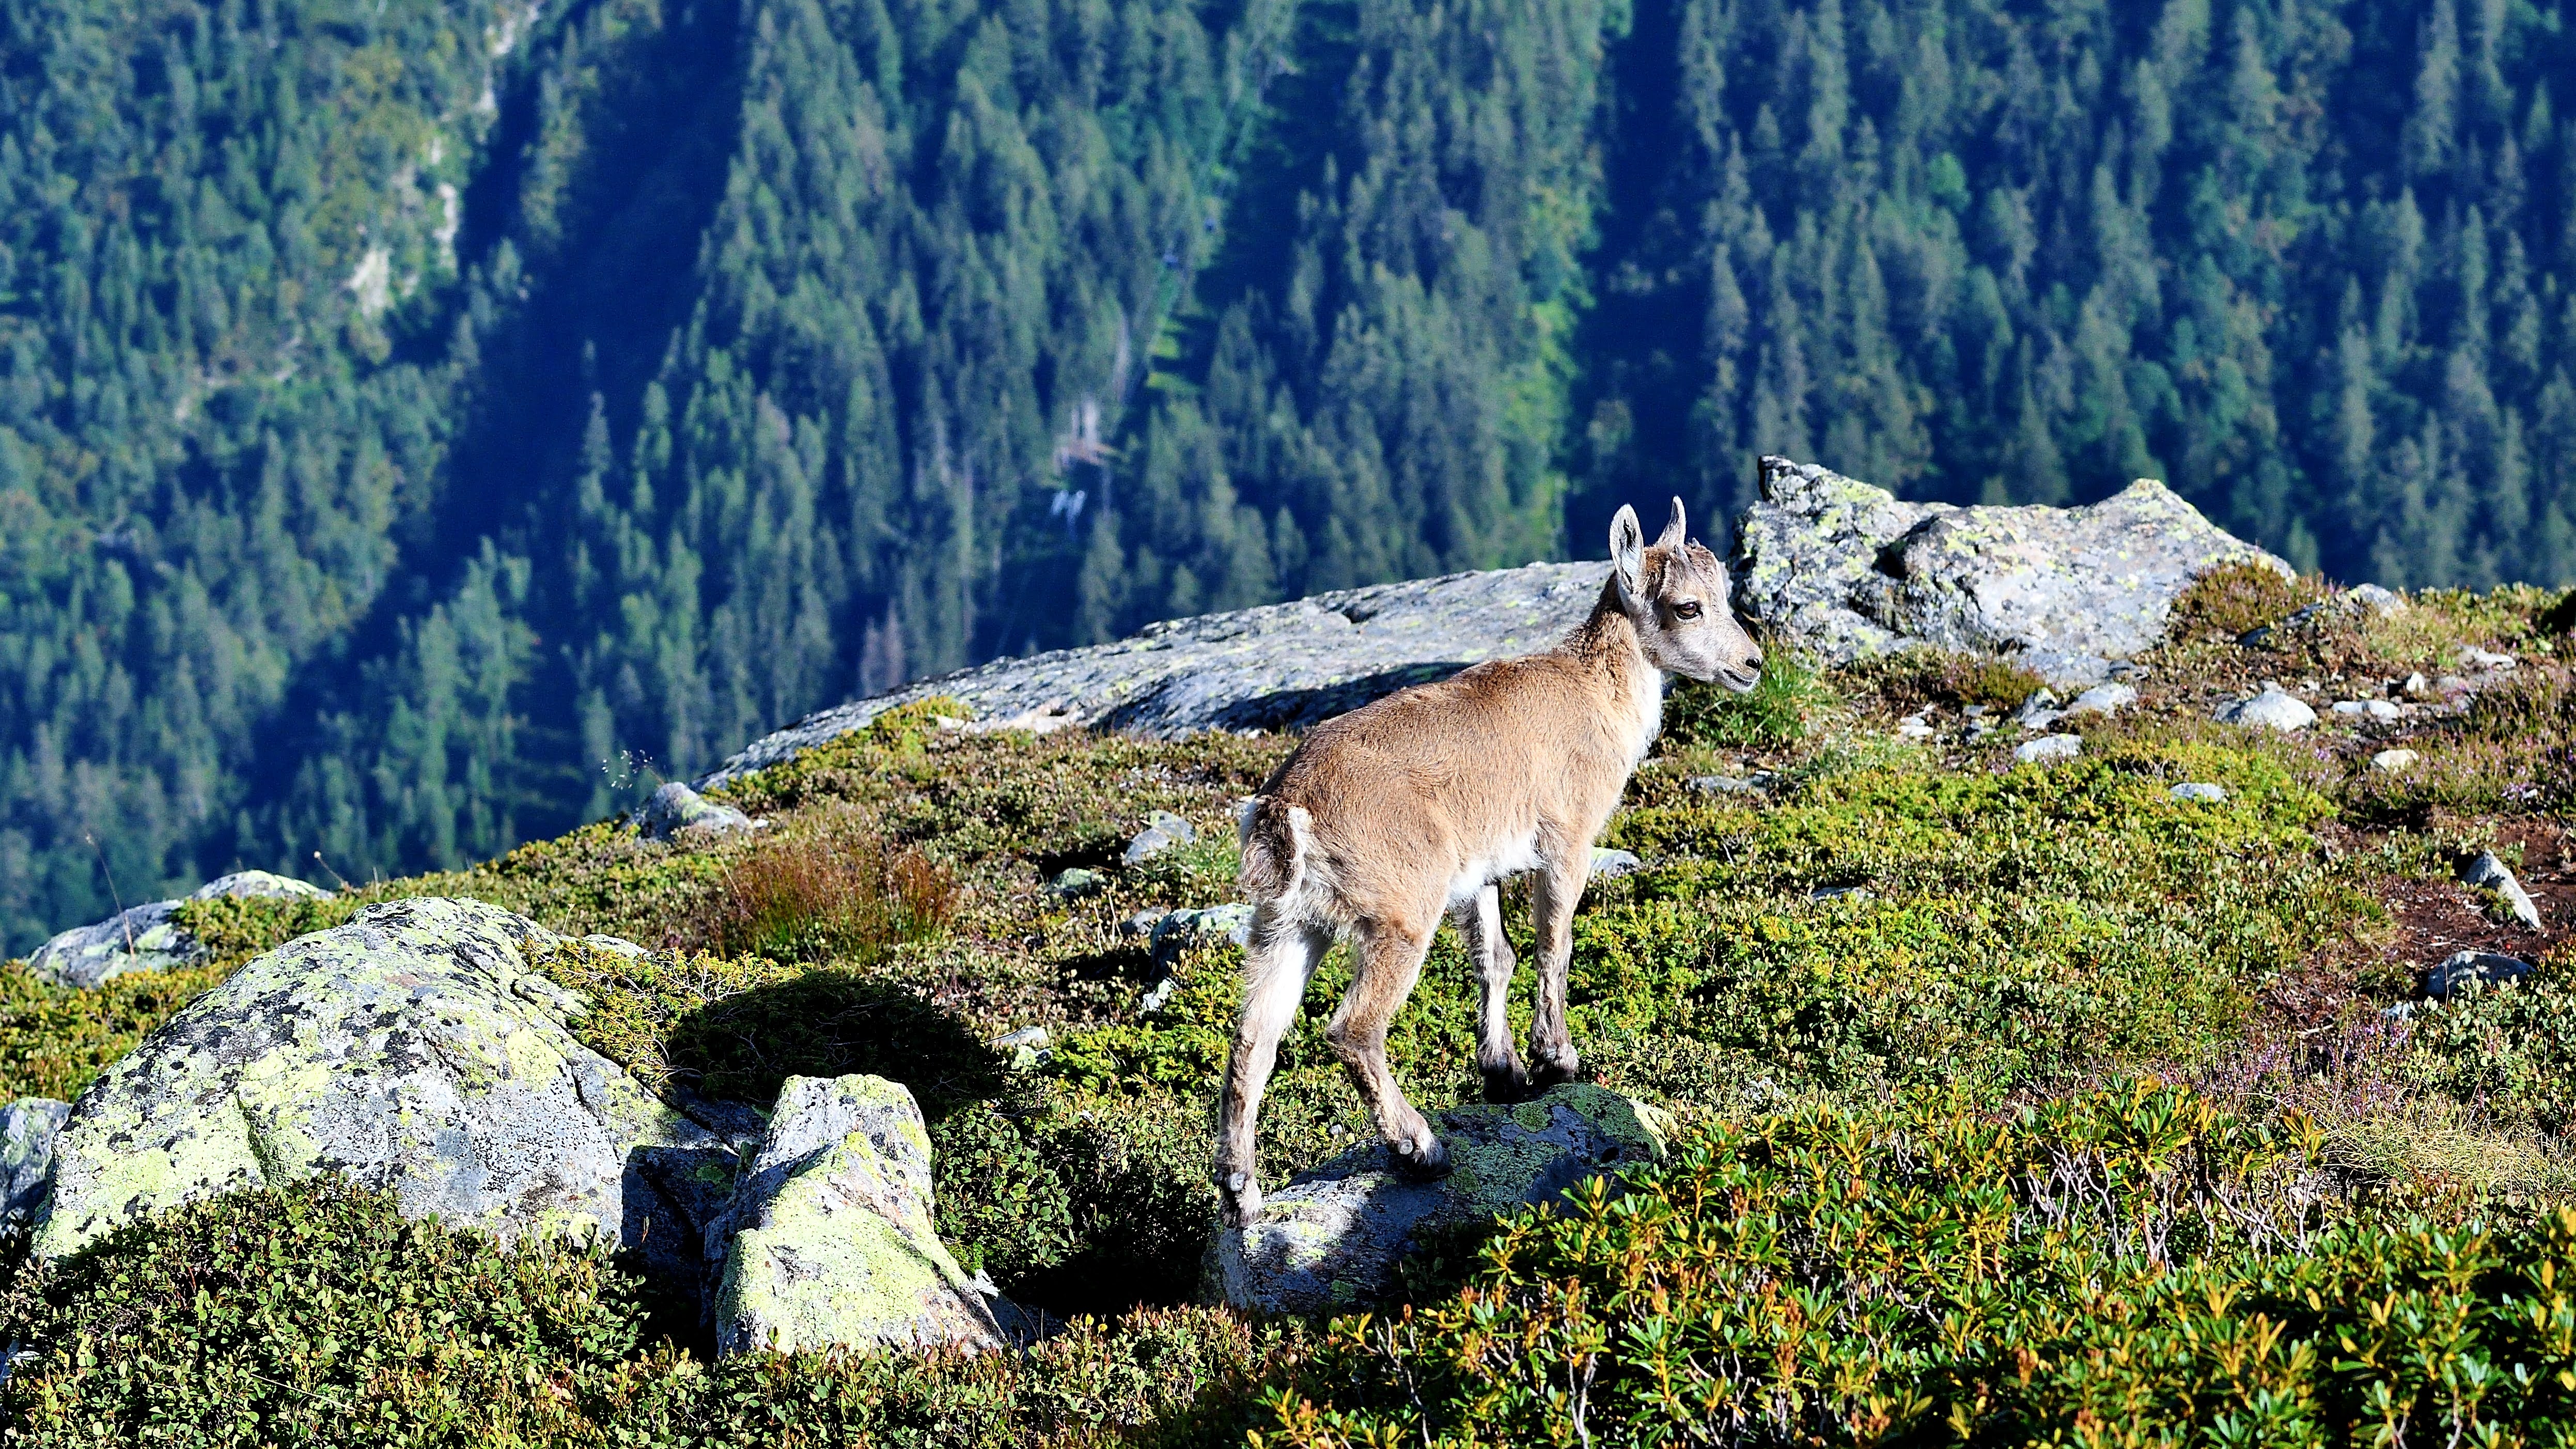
<box><xmin>1215</xmin><ymin>498</ymin><xmax>1761</xmax><ymax>1226</ymax></box>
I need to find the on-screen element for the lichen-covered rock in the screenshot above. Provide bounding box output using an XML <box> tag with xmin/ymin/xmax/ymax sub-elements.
<box><xmin>1205</xmin><ymin>1084</ymin><xmax>1667</xmax><ymax>1315</ymax></box>
<box><xmin>702</xmin><ymin>563</ymin><xmax>1612</xmax><ymax>785</ymax></box>
<box><xmin>634</xmin><ymin>781</ymin><xmax>758</xmax><ymax>842</ymax></box>
<box><xmin>709</xmin><ymin>1074</ymin><xmax>1029</xmax><ymax>1357</ymax></box>
<box><xmin>2014</xmin><ymin>734</ymin><xmax>2082</xmax><ymax>765</ymax></box>
<box><xmin>34</xmin><ymin>897</ymin><xmax>724</xmax><ymax>1272</ymax></box>
<box><xmin>1731</xmin><ymin>455</ymin><xmax>2287</xmax><ymax>671</ymax></box>
<box><xmin>1</xmin><ymin>1098</ymin><xmax>68</xmax><ymax>1228</ymax></box>
<box><xmin>26</xmin><ymin>870</ymin><xmax>331</xmax><ymax>989</ymax></box>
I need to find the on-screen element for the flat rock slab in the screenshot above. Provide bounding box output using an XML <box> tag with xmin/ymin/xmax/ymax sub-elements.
<box><xmin>1731</xmin><ymin>455</ymin><xmax>2286</xmax><ymax>671</ymax></box>
<box><xmin>711</xmin><ymin>1074</ymin><xmax>1027</xmax><ymax>1356</ymax></box>
<box><xmin>705</xmin><ymin>563</ymin><xmax>1611</xmax><ymax>785</ymax></box>
<box><xmin>35</xmin><ymin>897</ymin><xmax>721</xmax><ymax>1276</ymax></box>
<box><xmin>1205</xmin><ymin>1084</ymin><xmax>1666</xmax><ymax>1316</ymax></box>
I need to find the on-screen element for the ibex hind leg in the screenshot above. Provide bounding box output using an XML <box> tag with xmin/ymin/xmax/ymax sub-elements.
<box><xmin>1449</xmin><ymin>883</ymin><xmax>1529</xmax><ymax>1103</ymax></box>
<box><xmin>1214</xmin><ymin>907</ymin><xmax>1326</xmax><ymax>1227</ymax></box>
<box><xmin>1328</xmin><ymin>919</ymin><xmax>1450</xmax><ymax>1181</ymax></box>
<box><xmin>1527</xmin><ymin>854</ymin><xmax>1586</xmax><ymax>1090</ymax></box>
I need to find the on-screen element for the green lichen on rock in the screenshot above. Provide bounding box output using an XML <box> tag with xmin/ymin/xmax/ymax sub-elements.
<box><xmin>1204</xmin><ymin>1083</ymin><xmax>1668</xmax><ymax>1315</ymax></box>
<box><xmin>710</xmin><ymin>1074</ymin><xmax>1023</xmax><ymax>1355</ymax></box>
<box><xmin>33</xmin><ymin>897</ymin><xmax>716</xmax><ymax>1264</ymax></box>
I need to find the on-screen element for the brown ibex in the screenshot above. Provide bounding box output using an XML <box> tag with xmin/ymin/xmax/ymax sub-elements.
<box><xmin>1216</xmin><ymin>498</ymin><xmax>1763</xmax><ymax>1225</ymax></box>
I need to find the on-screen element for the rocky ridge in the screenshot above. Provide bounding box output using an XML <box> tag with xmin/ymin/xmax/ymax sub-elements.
<box><xmin>709</xmin><ymin>456</ymin><xmax>2286</xmax><ymax>781</ymax></box>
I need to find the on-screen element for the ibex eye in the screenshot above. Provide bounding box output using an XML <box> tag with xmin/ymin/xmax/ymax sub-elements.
<box><xmin>1672</xmin><ymin>600</ymin><xmax>1703</xmax><ymax>620</ymax></box>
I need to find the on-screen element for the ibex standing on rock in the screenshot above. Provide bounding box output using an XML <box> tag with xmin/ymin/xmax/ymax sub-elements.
<box><xmin>1215</xmin><ymin>499</ymin><xmax>1763</xmax><ymax>1226</ymax></box>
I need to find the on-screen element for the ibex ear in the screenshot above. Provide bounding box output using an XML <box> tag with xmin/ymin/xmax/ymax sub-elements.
<box><xmin>1656</xmin><ymin>496</ymin><xmax>1687</xmax><ymax>551</ymax></box>
<box><xmin>1609</xmin><ymin>505</ymin><xmax>1646</xmax><ymax>607</ymax></box>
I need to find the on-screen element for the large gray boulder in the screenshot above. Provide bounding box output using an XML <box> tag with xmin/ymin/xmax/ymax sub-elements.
<box><xmin>704</xmin><ymin>563</ymin><xmax>1611</xmax><ymax>785</ymax></box>
<box><xmin>34</xmin><ymin>897</ymin><xmax>727</xmax><ymax>1281</ymax></box>
<box><xmin>1206</xmin><ymin>1084</ymin><xmax>1668</xmax><ymax>1315</ymax></box>
<box><xmin>26</xmin><ymin>870</ymin><xmax>330</xmax><ymax>989</ymax></box>
<box><xmin>709</xmin><ymin>1074</ymin><xmax>1031</xmax><ymax>1356</ymax></box>
<box><xmin>1732</xmin><ymin>456</ymin><xmax>2287</xmax><ymax>682</ymax></box>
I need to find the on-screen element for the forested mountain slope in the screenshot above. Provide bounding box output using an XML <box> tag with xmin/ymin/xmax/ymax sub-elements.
<box><xmin>4</xmin><ymin>0</ymin><xmax>2575</xmax><ymax>951</ymax></box>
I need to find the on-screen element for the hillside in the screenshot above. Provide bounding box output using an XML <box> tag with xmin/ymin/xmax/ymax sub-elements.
<box><xmin>6</xmin><ymin>0</ymin><xmax>2576</xmax><ymax>954</ymax></box>
<box><xmin>7</xmin><ymin>553</ymin><xmax>2576</xmax><ymax>1440</ymax></box>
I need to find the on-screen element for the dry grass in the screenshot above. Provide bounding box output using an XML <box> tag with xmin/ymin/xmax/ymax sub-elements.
<box><xmin>697</xmin><ymin>810</ymin><xmax>958</xmax><ymax>965</ymax></box>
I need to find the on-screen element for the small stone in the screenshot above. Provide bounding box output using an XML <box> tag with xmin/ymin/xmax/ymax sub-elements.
<box><xmin>1140</xmin><ymin>977</ymin><xmax>1177</xmax><ymax>1014</ymax></box>
<box><xmin>2019</xmin><ymin>710</ymin><xmax>2065</xmax><ymax>731</ymax></box>
<box><xmin>1045</xmin><ymin>867</ymin><xmax>1108</xmax><ymax>898</ymax></box>
<box><xmin>1961</xmin><ymin>705</ymin><xmax>1989</xmax><ymax>718</ymax></box>
<box><xmin>2425</xmin><ymin>950</ymin><xmax>2533</xmax><ymax>1000</ymax></box>
<box><xmin>990</xmin><ymin>1026</ymin><xmax>1049</xmax><ymax>1051</ymax></box>
<box><xmin>1589</xmin><ymin>848</ymin><xmax>1644</xmax><ymax>879</ymax></box>
<box><xmin>2063</xmin><ymin>683</ymin><xmax>2137</xmax><ymax>717</ymax></box>
<box><xmin>2237</xmin><ymin>625</ymin><xmax>2273</xmax><ymax>648</ymax></box>
<box><xmin>2371</xmin><ymin>747</ymin><xmax>2419</xmax><ymax>772</ymax></box>
<box><xmin>2170</xmin><ymin>783</ymin><xmax>2228</xmax><ymax>803</ymax></box>
<box><xmin>1122</xmin><ymin>811</ymin><xmax>1198</xmax><ymax>865</ymax></box>
<box><xmin>2214</xmin><ymin>687</ymin><xmax>2316</xmax><ymax>732</ymax></box>
<box><xmin>580</xmin><ymin>933</ymin><xmax>649</xmax><ymax>958</ymax></box>
<box><xmin>2014</xmin><ymin>734</ymin><xmax>2082</xmax><ymax>764</ymax></box>
<box><xmin>1686</xmin><ymin>774</ymin><xmax>1760</xmax><ymax>796</ymax></box>
<box><xmin>1</xmin><ymin>1098</ymin><xmax>69</xmax><ymax>1229</ymax></box>
<box><xmin>2461</xmin><ymin>851</ymin><xmax>2545</xmax><ymax>932</ymax></box>
<box><xmin>2402</xmin><ymin>672</ymin><xmax>2430</xmax><ymax>697</ymax></box>
<box><xmin>2461</xmin><ymin>646</ymin><xmax>2518</xmax><ymax>671</ymax></box>
<box><xmin>2343</xmin><ymin>584</ymin><xmax>2406</xmax><ymax>616</ymax></box>
<box><xmin>1896</xmin><ymin>714</ymin><xmax>1936</xmax><ymax>740</ymax></box>
<box><xmin>1808</xmin><ymin>885</ymin><xmax>1874</xmax><ymax>901</ymax></box>
<box><xmin>2013</xmin><ymin>688</ymin><xmax>2061</xmax><ymax>725</ymax></box>
<box><xmin>634</xmin><ymin>782</ymin><xmax>758</xmax><ymax>843</ymax></box>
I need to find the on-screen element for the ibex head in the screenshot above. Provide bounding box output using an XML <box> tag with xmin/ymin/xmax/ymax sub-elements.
<box><xmin>1609</xmin><ymin>497</ymin><xmax>1763</xmax><ymax>693</ymax></box>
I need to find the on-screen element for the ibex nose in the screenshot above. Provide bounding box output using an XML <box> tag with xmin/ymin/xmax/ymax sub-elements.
<box><xmin>1747</xmin><ymin>649</ymin><xmax>1765</xmax><ymax>672</ymax></box>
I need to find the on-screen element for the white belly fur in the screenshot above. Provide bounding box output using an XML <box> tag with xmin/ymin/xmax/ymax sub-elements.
<box><xmin>1445</xmin><ymin>829</ymin><xmax>1543</xmax><ymax>907</ymax></box>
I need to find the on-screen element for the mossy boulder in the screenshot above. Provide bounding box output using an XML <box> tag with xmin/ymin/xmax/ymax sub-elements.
<box><xmin>709</xmin><ymin>1073</ymin><xmax>1033</xmax><ymax>1356</ymax></box>
<box><xmin>1204</xmin><ymin>1084</ymin><xmax>1668</xmax><ymax>1315</ymax></box>
<box><xmin>26</xmin><ymin>870</ymin><xmax>330</xmax><ymax>989</ymax></box>
<box><xmin>33</xmin><ymin>897</ymin><xmax>727</xmax><ymax>1281</ymax></box>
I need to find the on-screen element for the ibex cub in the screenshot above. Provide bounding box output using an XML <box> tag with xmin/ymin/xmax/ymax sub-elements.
<box><xmin>1216</xmin><ymin>498</ymin><xmax>1763</xmax><ymax>1225</ymax></box>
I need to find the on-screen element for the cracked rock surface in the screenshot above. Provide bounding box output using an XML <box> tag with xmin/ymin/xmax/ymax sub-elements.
<box><xmin>34</xmin><ymin>897</ymin><xmax>725</xmax><ymax>1287</ymax></box>
<box><xmin>1731</xmin><ymin>455</ymin><xmax>2286</xmax><ymax>679</ymax></box>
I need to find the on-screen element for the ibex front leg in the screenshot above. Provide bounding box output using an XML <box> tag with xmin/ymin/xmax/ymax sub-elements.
<box><xmin>1528</xmin><ymin>852</ymin><xmax>1587</xmax><ymax>1088</ymax></box>
<box><xmin>1449</xmin><ymin>883</ymin><xmax>1528</xmax><ymax>1102</ymax></box>
<box><xmin>1326</xmin><ymin>917</ymin><xmax>1450</xmax><ymax>1180</ymax></box>
<box><xmin>1214</xmin><ymin>905</ymin><xmax>1326</xmax><ymax>1227</ymax></box>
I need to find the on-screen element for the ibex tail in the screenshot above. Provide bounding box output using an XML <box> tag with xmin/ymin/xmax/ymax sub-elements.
<box><xmin>1235</xmin><ymin>796</ymin><xmax>1309</xmax><ymax>902</ymax></box>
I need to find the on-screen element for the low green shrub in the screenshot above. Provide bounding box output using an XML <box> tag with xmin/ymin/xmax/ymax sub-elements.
<box><xmin>2168</xmin><ymin>562</ymin><xmax>2323</xmax><ymax>641</ymax></box>
<box><xmin>1251</xmin><ymin>1083</ymin><xmax>2576</xmax><ymax>1447</ymax></box>
<box><xmin>0</xmin><ymin>957</ymin><xmax>232</xmax><ymax>1102</ymax></box>
<box><xmin>0</xmin><ymin>1179</ymin><xmax>1277</xmax><ymax>1448</ymax></box>
<box><xmin>1844</xmin><ymin>647</ymin><xmax>2047</xmax><ymax>712</ymax></box>
<box><xmin>1662</xmin><ymin>656</ymin><xmax>1831</xmax><ymax>752</ymax></box>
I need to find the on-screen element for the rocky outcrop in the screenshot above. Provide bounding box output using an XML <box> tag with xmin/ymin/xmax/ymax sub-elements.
<box><xmin>1731</xmin><ymin>456</ymin><xmax>2287</xmax><ymax>685</ymax></box>
<box><xmin>34</xmin><ymin>898</ymin><xmax>727</xmax><ymax>1283</ymax></box>
<box><xmin>709</xmin><ymin>1074</ymin><xmax>1031</xmax><ymax>1356</ymax></box>
<box><xmin>1205</xmin><ymin>1084</ymin><xmax>1667</xmax><ymax>1315</ymax></box>
<box><xmin>704</xmin><ymin>563</ymin><xmax>1611</xmax><ymax>785</ymax></box>
<box><xmin>703</xmin><ymin>456</ymin><xmax>2284</xmax><ymax>781</ymax></box>
<box><xmin>27</xmin><ymin>870</ymin><xmax>331</xmax><ymax>989</ymax></box>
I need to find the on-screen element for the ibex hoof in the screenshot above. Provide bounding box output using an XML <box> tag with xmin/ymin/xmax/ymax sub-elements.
<box><xmin>1480</xmin><ymin>1063</ymin><xmax>1534</xmax><ymax>1103</ymax></box>
<box><xmin>1528</xmin><ymin>1054</ymin><xmax>1582</xmax><ymax>1089</ymax></box>
<box><xmin>1390</xmin><ymin>1131</ymin><xmax>1452</xmax><ymax>1182</ymax></box>
<box><xmin>1217</xmin><ymin>1172</ymin><xmax>1263</xmax><ymax>1228</ymax></box>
